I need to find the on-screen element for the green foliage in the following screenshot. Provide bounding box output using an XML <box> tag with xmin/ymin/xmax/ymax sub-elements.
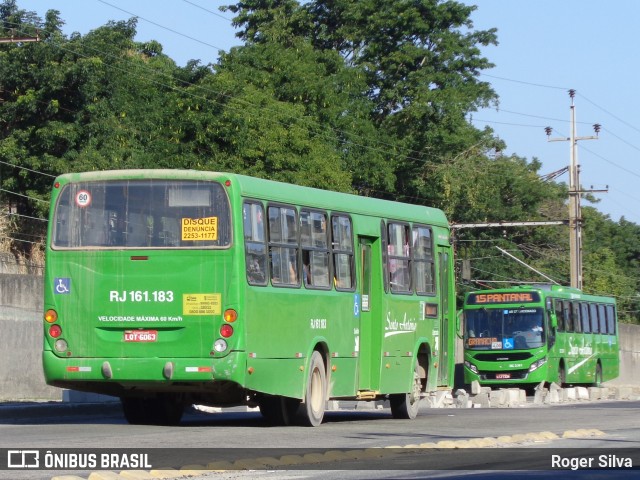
<box><xmin>0</xmin><ymin>0</ymin><xmax>639</xmax><ymax>323</ymax></box>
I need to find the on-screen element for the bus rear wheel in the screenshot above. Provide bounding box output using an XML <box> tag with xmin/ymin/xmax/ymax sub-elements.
<box><xmin>390</xmin><ymin>364</ymin><xmax>422</xmax><ymax>420</ymax></box>
<box><xmin>259</xmin><ymin>395</ymin><xmax>299</xmax><ymax>426</ymax></box>
<box><xmin>297</xmin><ymin>351</ymin><xmax>327</xmax><ymax>427</ymax></box>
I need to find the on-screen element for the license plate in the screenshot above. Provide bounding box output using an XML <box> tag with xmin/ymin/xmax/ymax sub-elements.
<box><xmin>124</xmin><ymin>330</ymin><xmax>158</xmax><ymax>342</ymax></box>
<box><xmin>496</xmin><ymin>373</ymin><xmax>511</xmax><ymax>379</ymax></box>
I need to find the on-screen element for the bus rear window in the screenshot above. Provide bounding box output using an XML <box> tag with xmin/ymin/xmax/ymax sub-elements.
<box><xmin>52</xmin><ymin>180</ymin><xmax>231</xmax><ymax>249</ymax></box>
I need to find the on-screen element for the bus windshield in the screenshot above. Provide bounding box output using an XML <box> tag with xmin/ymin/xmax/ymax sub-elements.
<box><xmin>464</xmin><ymin>307</ymin><xmax>545</xmax><ymax>350</ymax></box>
<box><xmin>52</xmin><ymin>180</ymin><xmax>231</xmax><ymax>249</ymax></box>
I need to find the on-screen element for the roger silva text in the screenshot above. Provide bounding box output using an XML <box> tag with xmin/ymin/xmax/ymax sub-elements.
<box><xmin>552</xmin><ymin>454</ymin><xmax>633</xmax><ymax>470</ymax></box>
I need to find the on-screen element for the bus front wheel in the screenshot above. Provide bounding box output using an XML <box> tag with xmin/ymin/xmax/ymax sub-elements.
<box><xmin>298</xmin><ymin>351</ymin><xmax>327</xmax><ymax>427</ymax></box>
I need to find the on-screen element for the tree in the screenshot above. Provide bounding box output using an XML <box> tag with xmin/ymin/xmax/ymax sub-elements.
<box><xmin>217</xmin><ymin>2</ymin><xmax>397</xmax><ymax>192</ymax></box>
<box><xmin>224</xmin><ymin>0</ymin><xmax>499</xmax><ymax>203</ymax></box>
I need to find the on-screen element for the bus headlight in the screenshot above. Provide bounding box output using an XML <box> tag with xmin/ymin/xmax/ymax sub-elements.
<box><xmin>528</xmin><ymin>357</ymin><xmax>547</xmax><ymax>372</ymax></box>
<box><xmin>464</xmin><ymin>360</ymin><xmax>478</xmax><ymax>374</ymax></box>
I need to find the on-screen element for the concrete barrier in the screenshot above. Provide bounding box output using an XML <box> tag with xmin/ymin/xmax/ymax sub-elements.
<box><xmin>0</xmin><ymin>274</ymin><xmax>60</xmax><ymax>400</ymax></box>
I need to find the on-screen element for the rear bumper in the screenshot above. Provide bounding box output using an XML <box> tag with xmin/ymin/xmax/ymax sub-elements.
<box><xmin>42</xmin><ymin>350</ymin><xmax>247</xmax><ymax>386</ymax></box>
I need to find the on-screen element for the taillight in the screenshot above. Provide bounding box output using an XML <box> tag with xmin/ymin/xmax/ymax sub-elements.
<box><xmin>49</xmin><ymin>324</ymin><xmax>62</xmax><ymax>338</ymax></box>
<box><xmin>223</xmin><ymin>309</ymin><xmax>237</xmax><ymax>323</ymax></box>
<box><xmin>45</xmin><ymin>309</ymin><xmax>58</xmax><ymax>323</ymax></box>
<box><xmin>220</xmin><ymin>324</ymin><xmax>234</xmax><ymax>338</ymax></box>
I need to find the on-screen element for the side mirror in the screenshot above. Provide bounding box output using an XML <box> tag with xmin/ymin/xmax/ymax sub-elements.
<box><xmin>549</xmin><ymin>313</ymin><xmax>558</xmax><ymax>329</ymax></box>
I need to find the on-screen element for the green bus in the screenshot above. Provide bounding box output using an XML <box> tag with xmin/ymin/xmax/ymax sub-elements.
<box><xmin>462</xmin><ymin>285</ymin><xmax>619</xmax><ymax>389</ymax></box>
<box><xmin>43</xmin><ymin>170</ymin><xmax>456</xmax><ymax>426</ymax></box>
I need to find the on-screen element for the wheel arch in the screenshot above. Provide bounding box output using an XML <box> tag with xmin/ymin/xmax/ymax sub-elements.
<box><xmin>414</xmin><ymin>340</ymin><xmax>431</xmax><ymax>391</ymax></box>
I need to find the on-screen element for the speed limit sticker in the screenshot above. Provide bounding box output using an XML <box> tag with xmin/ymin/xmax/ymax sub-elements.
<box><xmin>75</xmin><ymin>190</ymin><xmax>91</xmax><ymax>207</ymax></box>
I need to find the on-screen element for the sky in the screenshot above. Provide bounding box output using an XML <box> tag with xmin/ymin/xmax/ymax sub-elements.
<box><xmin>15</xmin><ymin>0</ymin><xmax>640</xmax><ymax>224</ymax></box>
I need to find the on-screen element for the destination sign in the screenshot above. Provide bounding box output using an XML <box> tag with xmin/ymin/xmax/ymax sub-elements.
<box><xmin>467</xmin><ymin>292</ymin><xmax>540</xmax><ymax>305</ymax></box>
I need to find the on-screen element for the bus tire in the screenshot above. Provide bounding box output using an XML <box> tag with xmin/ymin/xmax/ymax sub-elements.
<box><xmin>121</xmin><ymin>397</ymin><xmax>150</xmax><ymax>425</ymax></box>
<box><xmin>121</xmin><ymin>395</ymin><xmax>183</xmax><ymax>426</ymax></box>
<box><xmin>558</xmin><ymin>363</ymin><xmax>566</xmax><ymax>387</ymax></box>
<box><xmin>259</xmin><ymin>395</ymin><xmax>299</xmax><ymax>426</ymax></box>
<box><xmin>297</xmin><ymin>351</ymin><xmax>327</xmax><ymax>427</ymax></box>
<box><xmin>390</xmin><ymin>363</ymin><xmax>422</xmax><ymax>420</ymax></box>
<box><xmin>593</xmin><ymin>362</ymin><xmax>603</xmax><ymax>387</ymax></box>
<box><xmin>152</xmin><ymin>394</ymin><xmax>184</xmax><ymax>426</ymax></box>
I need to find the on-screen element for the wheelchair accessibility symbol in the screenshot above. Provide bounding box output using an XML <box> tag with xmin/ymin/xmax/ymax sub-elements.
<box><xmin>54</xmin><ymin>278</ymin><xmax>70</xmax><ymax>294</ymax></box>
<box><xmin>503</xmin><ymin>338</ymin><xmax>514</xmax><ymax>350</ymax></box>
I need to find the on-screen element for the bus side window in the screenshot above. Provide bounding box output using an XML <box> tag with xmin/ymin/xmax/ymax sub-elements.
<box><xmin>387</xmin><ymin>222</ymin><xmax>410</xmax><ymax>293</ymax></box>
<box><xmin>580</xmin><ymin>302</ymin><xmax>590</xmax><ymax>333</ymax></box>
<box><xmin>300</xmin><ymin>210</ymin><xmax>330</xmax><ymax>289</ymax></box>
<box><xmin>572</xmin><ymin>302</ymin><xmax>582</xmax><ymax>333</ymax></box>
<box><xmin>412</xmin><ymin>225</ymin><xmax>435</xmax><ymax>295</ymax></box>
<box><xmin>598</xmin><ymin>304</ymin><xmax>607</xmax><ymax>334</ymax></box>
<box><xmin>606</xmin><ymin>305</ymin><xmax>616</xmax><ymax>334</ymax></box>
<box><xmin>331</xmin><ymin>214</ymin><xmax>354</xmax><ymax>290</ymax></box>
<box><xmin>590</xmin><ymin>303</ymin><xmax>599</xmax><ymax>333</ymax></box>
<box><xmin>268</xmin><ymin>205</ymin><xmax>299</xmax><ymax>287</ymax></box>
<box><xmin>555</xmin><ymin>299</ymin><xmax>565</xmax><ymax>332</ymax></box>
<box><xmin>565</xmin><ymin>301</ymin><xmax>574</xmax><ymax>332</ymax></box>
<box><xmin>243</xmin><ymin>201</ymin><xmax>267</xmax><ymax>286</ymax></box>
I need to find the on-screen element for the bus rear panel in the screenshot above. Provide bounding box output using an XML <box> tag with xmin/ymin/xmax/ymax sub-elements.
<box><xmin>43</xmin><ymin>170</ymin><xmax>457</xmax><ymax>426</ymax></box>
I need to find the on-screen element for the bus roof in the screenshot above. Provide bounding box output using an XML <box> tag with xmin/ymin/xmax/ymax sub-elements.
<box><xmin>54</xmin><ymin>169</ymin><xmax>449</xmax><ymax>228</ymax></box>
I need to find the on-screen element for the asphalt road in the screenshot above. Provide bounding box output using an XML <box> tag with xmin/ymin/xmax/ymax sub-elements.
<box><xmin>0</xmin><ymin>398</ymin><xmax>639</xmax><ymax>479</ymax></box>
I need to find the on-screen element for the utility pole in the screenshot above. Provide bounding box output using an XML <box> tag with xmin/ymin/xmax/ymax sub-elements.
<box><xmin>545</xmin><ymin>89</ymin><xmax>602</xmax><ymax>290</ymax></box>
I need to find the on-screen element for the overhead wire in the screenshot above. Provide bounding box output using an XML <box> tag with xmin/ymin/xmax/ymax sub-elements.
<box><xmin>3</xmin><ymin>5</ymin><xmax>640</xmax><ymax>285</ymax></box>
<box><xmin>7</xmin><ymin>10</ymin><xmax>636</xmax><ymax>215</ymax></box>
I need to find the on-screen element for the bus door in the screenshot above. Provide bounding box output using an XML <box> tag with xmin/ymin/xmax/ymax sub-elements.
<box><xmin>356</xmin><ymin>236</ymin><xmax>383</xmax><ymax>393</ymax></box>
<box><xmin>436</xmin><ymin>249</ymin><xmax>452</xmax><ymax>386</ymax></box>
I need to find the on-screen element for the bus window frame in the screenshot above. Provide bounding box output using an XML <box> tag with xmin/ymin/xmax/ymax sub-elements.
<box><xmin>386</xmin><ymin>221</ymin><xmax>412</xmax><ymax>295</ymax></box>
<box><xmin>590</xmin><ymin>303</ymin><xmax>599</xmax><ymax>333</ymax></box>
<box><xmin>412</xmin><ymin>224</ymin><xmax>435</xmax><ymax>296</ymax></box>
<box><xmin>243</xmin><ymin>199</ymin><xmax>268</xmax><ymax>286</ymax></box>
<box><xmin>267</xmin><ymin>202</ymin><xmax>301</xmax><ymax>288</ymax></box>
<box><xmin>598</xmin><ymin>304</ymin><xmax>606</xmax><ymax>334</ymax></box>
<box><xmin>51</xmin><ymin>179</ymin><xmax>233</xmax><ymax>250</ymax></box>
<box><xmin>554</xmin><ymin>299</ymin><xmax>565</xmax><ymax>332</ymax></box>
<box><xmin>300</xmin><ymin>208</ymin><xmax>332</xmax><ymax>291</ymax></box>
<box><xmin>572</xmin><ymin>301</ymin><xmax>582</xmax><ymax>333</ymax></box>
<box><xmin>563</xmin><ymin>300</ymin><xmax>573</xmax><ymax>332</ymax></box>
<box><xmin>330</xmin><ymin>212</ymin><xmax>356</xmax><ymax>292</ymax></box>
<box><xmin>380</xmin><ymin>220</ymin><xmax>388</xmax><ymax>293</ymax></box>
<box><xmin>580</xmin><ymin>302</ymin><xmax>590</xmax><ymax>333</ymax></box>
<box><xmin>606</xmin><ymin>305</ymin><xmax>616</xmax><ymax>335</ymax></box>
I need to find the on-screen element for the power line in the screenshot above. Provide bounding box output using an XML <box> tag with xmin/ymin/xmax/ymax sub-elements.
<box><xmin>0</xmin><ymin>188</ymin><xmax>49</xmax><ymax>204</ymax></box>
<box><xmin>479</xmin><ymin>73</ymin><xmax>568</xmax><ymax>91</ymax></box>
<box><xmin>96</xmin><ymin>0</ymin><xmax>227</xmax><ymax>52</ymax></box>
<box><xmin>180</xmin><ymin>0</ymin><xmax>233</xmax><ymax>23</ymax></box>
<box><xmin>0</xmin><ymin>159</ymin><xmax>56</xmax><ymax>178</ymax></box>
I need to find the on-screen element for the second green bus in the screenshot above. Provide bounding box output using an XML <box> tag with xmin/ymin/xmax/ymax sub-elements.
<box><xmin>462</xmin><ymin>285</ymin><xmax>619</xmax><ymax>389</ymax></box>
